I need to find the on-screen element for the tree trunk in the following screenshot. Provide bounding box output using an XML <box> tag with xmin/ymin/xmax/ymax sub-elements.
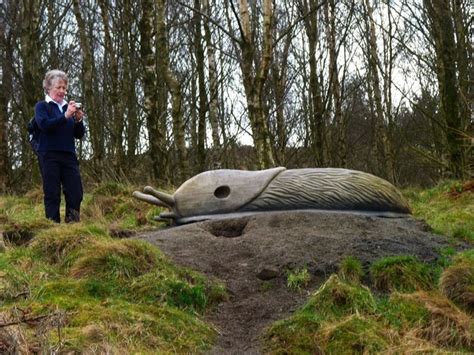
<box><xmin>98</xmin><ymin>0</ymin><xmax>125</xmax><ymax>171</ymax></box>
<box><xmin>423</xmin><ymin>0</ymin><xmax>467</xmax><ymax>178</ymax></box>
<box><xmin>271</xmin><ymin>29</ymin><xmax>292</xmax><ymax>165</ymax></box>
<box><xmin>237</xmin><ymin>0</ymin><xmax>275</xmax><ymax>169</ymax></box>
<box><xmin>73</xmin><ymin>0</ymin><xmax>104</xmax><ymax>175</ymax></box>
<box><xmin>194</xmin><ymin>0</ymin><xmax>208</xmax><ymax>172</ymax></box>
<box><xmin>123</xmin><ymin>0</ymin><xmax>140</xmax><ymax>167</ymax></box>
<box><xmin>202</xmin><ymin>0</ymin><xmax>220</xmax><ymax>150</ymax></box>
<box><xmin>19</xmin><ymin>0</ymin><xmax>44</xmax><ymax>184</ymax></box>
<box><xmin>301</xmin><ymin>0</ymin><xmax>325</xmax><ymax>167</ymax></box>
<box><xmin>325</xmin><ymin>0</ymin><xmax>346</xmax><ymax>167</ymax></box>
<box><xmin>0</xmin><ymin>36</ymin><xmax>11</xmax><ymax>192</ymax></box>
<box><xmin>139</xmin><ymin>0</ymin><xmax>166</xmax><ymax>180</ymax></box>
<box><xmin>156</xmin><ymin>0</ymin><xmax>188</xmax><ymax>182</ymax></box>
<box><xmin>363</xmin><ymin>0</ymin><xmax>393</xmax><ymax>181</ymax></box>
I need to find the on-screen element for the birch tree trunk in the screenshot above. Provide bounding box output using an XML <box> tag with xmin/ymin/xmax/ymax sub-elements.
<box><xmin>0</xmin><ymin>35</ymin><xmax>11</xmax><ymax>192</ymax></box>
<box><xmin>237</xmin><ymin>0</ymin><xmax>275</xmax><ymax>169</ymax></box>
<box><xmin>202</xmin><ymin>0</ymin><xmax>220</xmax><ymax>150</ymax></box>
<box><xmin>271</xmin><ymin>30</ymin><xmax>292</xmax><ymax>165</ymax></box>
<box><xmin>123</xmin><ymin>0</ymin><xmax>140</xmax><ymax>166</ymax></box>
<box><xmin>139</xmin><ymin>0</ymin><xmax>166</xmax><ymax>180</ymax></box>
<box><xmin>73</xmin><ymin>0</ymin><xmax>104</xmax><ymax>174</ymax></box>
<box><xmin>156</xmin><ymin>0</ymin><xmax>188</xmax><ymax>181</ymax></box>
<box><xmin>363</xmin><ymin>0</ymin><xmax>393</xmax><ymax>181</ymax></box>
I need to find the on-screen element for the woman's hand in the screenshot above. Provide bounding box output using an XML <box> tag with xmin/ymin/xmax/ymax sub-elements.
<box><xmin>65</xmin><ymin>101</ymin><xmax>77</xmax><ymax>119</ymax></box>
<box><xmin>74</xmin><ymin>108</ymin><xmax>84</xmax><ymax>122</ymax></box>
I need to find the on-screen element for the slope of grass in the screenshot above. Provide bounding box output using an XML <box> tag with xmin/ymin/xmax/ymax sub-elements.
<box><xmin>404</xmin><ymin>180</ymin><xmax>474</xmax><ymax>242</ymax></box>
<box><xmin>0</xmin><ymin>185</ymin><xmax>226</xmax><ymax>353</ymax></box>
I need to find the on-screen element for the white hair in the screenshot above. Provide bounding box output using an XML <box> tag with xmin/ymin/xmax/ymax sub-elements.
<box><xmin>43</xmin><ymin>70</ymin><xmax>69</xmax><ymax>94</ymax></box>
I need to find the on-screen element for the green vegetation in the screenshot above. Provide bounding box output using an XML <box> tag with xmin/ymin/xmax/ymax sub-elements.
<box><xmin>338</xmin><ymin>256</ymin><xmax>364</xmax><ymax>284</ymax></box>
<box><xmin>439</xmin><ymin>249</ymin><xmax>474</xmax><ymax>315</ymax></box>
<box><xmin>1</xmin><ymin>179</ymin><xmax>472</xmax><ymax>353</ymax></box>
<box><xmin>286</xmin><ymin>267</ymin><xmax>311</xmax><ymax>291</ymax></box>
<box><xmin>370</xmin><ymin>255</ymin><xmax>436</xmax><ymax>292</ymax></box>
<box><xmin>0</xmin><ymin>186</ymin><xmax>226</xmax><ymax>353</ymax></box>
<box><xmin>404</xmin><ymin>180</ymin><xmax>474</xmax><ymax>242</ymax></box>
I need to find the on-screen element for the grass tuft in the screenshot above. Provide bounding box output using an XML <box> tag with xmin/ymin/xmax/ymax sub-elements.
<box><xmin>338</xmin><ymin>256</ymin><xmax>364</xmax><ymax>284</ymax></box>
<box><xmin>390</xmin><ymin>292</ymin><xmax>473</xmax><ymax>349</ymax></box>
<box><xmin>263</xmin><ymin>275</ymin><xmax>377</xmax><ymax>353</ymax></box>
<box><xmin>286</xmin><ymin>267</ymin><xmax>311</xmax><ymax>291</ymax></box>
<box><xmin>370</xmin><ymin>255</ymin><xmax>436</xmax><ymax>292</ymax></box>
<box><xmin>130</xmin><ymin>270</ymin><xmax>227</xmax><ymax>312</ymax></box>
<box><xmin>321</xmin><ymin>314</ymin><xmax>390</xmax><ymax>354</ymax></box>
<box><xmin>439</xmin><ymin>251</ymin><xmax>474</xmax><ymax>315</ymax></box>
<box><xmin>70</xmin><ymin>239</ymin><xmax>162</xmax><ymax>279</ymax></box>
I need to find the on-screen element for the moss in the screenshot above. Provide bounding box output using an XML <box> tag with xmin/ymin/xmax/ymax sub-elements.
<box><xmin>370</xmin><ymin>255</ymin><xmax>436</xmax><ymax>292</ymax></box>
<box><xmin>30</xmin><ymin>227</ymin><xmax>107</xmax><ymax>267</ymax></box>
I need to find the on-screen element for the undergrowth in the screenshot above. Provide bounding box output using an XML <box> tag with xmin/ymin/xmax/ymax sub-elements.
<box><xmin>404</xmin><ymin>180</ymin><xmax>474</xmax><ymax>242</ymax></box>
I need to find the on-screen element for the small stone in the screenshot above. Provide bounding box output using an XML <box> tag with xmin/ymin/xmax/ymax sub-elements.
<box><xmin>256</xmin><ymin>268</ymin><xmax>279</xmax><ymax>280</ymax></box>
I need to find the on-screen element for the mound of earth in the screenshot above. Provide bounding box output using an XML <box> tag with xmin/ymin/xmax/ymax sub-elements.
<box><xmin>136</xmin><ymin>211</ymin><xmax>457</xmax><ymax>354</ymax></box>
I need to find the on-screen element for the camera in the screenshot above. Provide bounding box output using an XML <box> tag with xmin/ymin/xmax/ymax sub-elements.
<box><xmin>76</xmin><ymin>102</ymin><xmax>82</xmax><ymax>110</ymax></box>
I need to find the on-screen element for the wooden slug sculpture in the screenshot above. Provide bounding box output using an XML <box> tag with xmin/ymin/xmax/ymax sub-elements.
<box><xmin>133</xmin><ymin>167</ymin><xmax>411</xmax><ymax>224</ymax></box>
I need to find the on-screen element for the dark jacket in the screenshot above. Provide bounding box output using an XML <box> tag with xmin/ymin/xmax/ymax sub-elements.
<box><xmin>34</xmin><ymin>100</ymin><xmax>85</xmax><ymax>153</ymax></box>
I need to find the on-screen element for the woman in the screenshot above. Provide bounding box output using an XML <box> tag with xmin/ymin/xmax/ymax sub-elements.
<box><xmin>34</xmin><ymin>70</ymin><xmax>85</xmax><ymax>223</ymax></box>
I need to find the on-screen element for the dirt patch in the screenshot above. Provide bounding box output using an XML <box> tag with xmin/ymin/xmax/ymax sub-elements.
<box><xmin>136</xmin><ymin>210</ymin><xmax>462</xmax><ymax>354</ymax></box>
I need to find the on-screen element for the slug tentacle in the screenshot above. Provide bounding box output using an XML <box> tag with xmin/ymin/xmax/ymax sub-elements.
<box><xmin>143</xmin><ymin>186</ymin><xmax>175</xmax><ymax>208</ymax></box>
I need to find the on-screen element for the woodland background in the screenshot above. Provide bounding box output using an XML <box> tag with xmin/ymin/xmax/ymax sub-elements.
<box><xmin>0</xmin><ymin>0</ymin><xmax>472</xmax><ymax>193</ymax></box>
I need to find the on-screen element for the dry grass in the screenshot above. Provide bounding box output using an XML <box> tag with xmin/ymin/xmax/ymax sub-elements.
<box><xmin>439</xmin><ymin>261</ymin><xmax>474</xmax><ymax>315</ymax></box>
<box><xmin>395</xmin><ymin>292</ymin><xmax>473</xmax><ymax>349</ymax></box>
<box><xmin>0</xmin><ymin>312</ymin><xmax>29</xmax><ymax>354</ymax></box>
<box><xmin>69</xmin><ymin>239</ymin><xmax>161</xmax><ymax>279</ymax></box>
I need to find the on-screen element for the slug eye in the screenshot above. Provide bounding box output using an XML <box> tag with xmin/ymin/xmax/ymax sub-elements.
<box><xmin>214</xmin><ymin>185</ymin><xmax>231</xmax><ymax>199</ymax></box>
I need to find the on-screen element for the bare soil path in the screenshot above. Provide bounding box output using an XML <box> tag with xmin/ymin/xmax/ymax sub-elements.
<box><xmin>136</xmin><ymin>211</ymin><xmax>456</xmax><ymax>354</ymax></box>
